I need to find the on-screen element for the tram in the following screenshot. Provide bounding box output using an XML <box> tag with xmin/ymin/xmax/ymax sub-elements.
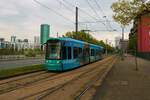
<box><xmin>44</xmin><ymin>37</ymin><xmax>103</xmax><ymax>71</ymax></box>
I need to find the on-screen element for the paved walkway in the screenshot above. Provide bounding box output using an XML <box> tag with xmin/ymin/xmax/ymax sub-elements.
<box><xmin>93</xmin><ymin>55</ymin><xmax>150</xmax><ymax>100</ymax></box>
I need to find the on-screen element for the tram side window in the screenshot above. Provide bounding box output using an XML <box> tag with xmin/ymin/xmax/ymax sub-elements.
<box><xmin>97</xmin><ymin>50</ymin><xmax>101</xmax><ymax>56</ymax></box>
<box><xmin>91</xmin><ymin>49</ymin><xmax>95</xmax><ymax>56</ymax></box>
<box><xmin>93</xmin><ymin>49</ymin><xmax>95</xmax><ymax>56</ymax></box>
<box><xmin>68</xmin><ymin>47</ymin><xmax>72</xmax><ymax>59</ymax></box>
<box><xmin>91</xmin><ymin>49</ymin><xmax>93</xmax><ymax>56</ymax></box>
<box><xmin>79</xmin><ymin>48</ymin><xmax>82</xmax><ymax>58</ymax></box>
<box><xmin>73</xmin><ymin>47</ymin><xmax>78</xmax><ymax>59</ymax></box>
<box><xmin>83</xmin><ymin>48</ymin><xmax>89</xmax><ymax>57</ymax></box>
<box><xmin>87</xmin><ymin>48</ymin><xmax>90</xmax><ymax>56</ymax></box>
<box><xmin>96</xmin><ymin>50</ymin><xmax>99</xmax><ymax>55</ymax></box>
<box><xmin>62</xmin><ymin>46</ymin><xmax>67</xmax><ymax>60</ymax></box>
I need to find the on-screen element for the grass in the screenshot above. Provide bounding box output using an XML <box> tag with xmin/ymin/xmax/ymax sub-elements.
<box><xmin>0</xmin><ymin>64</ymin><xmax>45</xmax><ymax>79</ymax></box>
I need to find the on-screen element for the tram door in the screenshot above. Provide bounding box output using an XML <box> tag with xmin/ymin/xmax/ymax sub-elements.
<box><xmin>83</xmin><ymin>44</ymin><xmax>90</xmax><ymax>64</ymax></box>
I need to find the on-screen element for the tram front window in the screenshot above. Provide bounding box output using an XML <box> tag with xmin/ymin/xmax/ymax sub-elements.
<box><xmin>46</xmin><ymin>41</ymin><xmax>61</xmax><ymax>60</ymax></box>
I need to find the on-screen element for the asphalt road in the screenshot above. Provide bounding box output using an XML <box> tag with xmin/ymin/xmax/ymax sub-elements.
<box><xmin>0</xmin><ymin>59</ymin><xmax>44</xmax><ymax>70</ymax></box>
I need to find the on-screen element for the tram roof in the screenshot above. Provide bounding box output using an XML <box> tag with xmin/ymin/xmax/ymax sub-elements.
<box><xmin>47</xmin><ymin>37</ymin><xmax>103</xmax><ymax>49</ymax></box>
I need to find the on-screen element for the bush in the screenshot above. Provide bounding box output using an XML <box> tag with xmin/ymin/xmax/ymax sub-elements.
<box><xmin>25</xmin><ymin>49</ymin><xmax>36</xmax><ymax>57</ymax></box>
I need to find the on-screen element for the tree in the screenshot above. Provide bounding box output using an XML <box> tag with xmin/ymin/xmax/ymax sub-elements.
<box><xmin>64</xmin><ymin>31</ymin><xmax>114</xmax><ymax>53</ymax></box>
<box><xmin>111</xmin><ymin>0</ymin><xmax>143</xmax><ymax>27</ymax></box>
<box><xmin>111</xmin><ymin>0</ymin><xmax>150</xmax><ymax>52</ymax></box>
<box><xmin>111</xmin><ymin>0</ymin><xmax>150</xmax><ymax>26</ymax></box>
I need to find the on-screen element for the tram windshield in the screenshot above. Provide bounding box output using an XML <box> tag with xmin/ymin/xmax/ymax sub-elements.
<box><xmin>46</xmin><ymin>41</ymin><xmax>61</xmax><ymax>60</ymax></box>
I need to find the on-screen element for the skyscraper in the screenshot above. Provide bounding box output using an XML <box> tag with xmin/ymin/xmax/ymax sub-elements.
<box><xmin>40</xmin><ymin>24</ymin><xmax>50</xmax><ymax>44</ymax></box>
<box><xmin>11</xmin><ymin>36</ymin><xmax>16</xmax><ymax>43</ymax></box>
<box><xmin>34</xmin><ymin>36</ymin><xmax>40</xmax><ymax>44</ymax></box>
<box><xmin>115</xmin><ymin>37</ymin><xmax>121</xmax><ymax>49</ymax></box>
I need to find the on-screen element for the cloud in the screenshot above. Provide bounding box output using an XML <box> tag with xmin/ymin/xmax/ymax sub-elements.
<box><xmin>0</xmin><ymin>0</ymin><xmax>131</xmax><ymax>42</ymax></box>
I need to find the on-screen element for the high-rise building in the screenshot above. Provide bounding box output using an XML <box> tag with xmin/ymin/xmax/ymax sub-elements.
<box><xmin>24</xmin><ymin>39</ymin><xmax>28</xmax><ymax>43</ymax></box>
<box><xmin>0</xmin><ymin>38</ymin><xmax>5</xmax><ymax>49</ymax></box>
<box><xmin>40</xmin><ymin>24</ymin><xmax>50</xmax><ymax>44</ymax></box>
<box><xmin>0</xmin><ymin>36</ymin><xmax>40</xmax><ymax>50</ymax></box>
<box><xmin>34</xmin><ymin>36</ymin><xmax>40</xmax><ymax>44</ymax></box>
<box><xmin>0</xmin><ymin>38</ymin><xmax>4</xmax><ymax>42</ymax></box>
<box><xmin>115</xmin><ymin>37</ymin><xmax>121</xmax><ymax>49</ymax></box>
<box><xmin>120</xmin><ymin>39</ymin><xmax>129</xmax><ymax>53</ymax></box>
<box><xmin>34</xmin><ymin>36</ymin><xmax>40</xmax><ymax>49</ymax></box>
<box><xmin>11</xmin><ymin>36</ymin><xmax>16</xmax><ymax>43</ymax></box>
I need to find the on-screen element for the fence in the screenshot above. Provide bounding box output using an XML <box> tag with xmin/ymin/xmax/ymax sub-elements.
<box><xmin>137</xmin><ymin>52</ymin><xmax>150</xmax><ymax>60</ymax></box>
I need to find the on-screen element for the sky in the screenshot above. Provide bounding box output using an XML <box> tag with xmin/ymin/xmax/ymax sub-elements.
<box><xmin>0</xmin><ymin>0</ymin><xmax>131</xmax><ymax>45</ymax></box>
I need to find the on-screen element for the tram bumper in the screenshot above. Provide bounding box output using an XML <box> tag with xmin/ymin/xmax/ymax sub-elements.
<box><xmin>44</xmin><ymin>60</ymin><xmax>62</xmax><ymax>71</ymax></box>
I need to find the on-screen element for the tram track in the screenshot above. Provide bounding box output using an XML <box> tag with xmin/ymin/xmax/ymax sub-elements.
<box><xmin>37</xmin><ymin>67</ymin><xmax>110</xmax><ymax>100</ymax></box>
<box><xmin>41</xmin><ymin>57</ymin><xmax>117</xmax><ymax>100</ymax></box>
<box><xmin>0</xmin><ymin>56</ymin><xmax>115</xmax><ymax>100</ymax></box>
<box><xmin>0</xmin><ymin>71</ymin><xmax>57</xmax><ymax>94</ymax></box>
<box><xmin>18</xmin><ymin>56</ymin><xmax>116</xmax><ymax>100</ymax></box>
<box><xmin>75</xmin><ymin>57</ymin><xmax>118</xmax><ymax>100</ymax></box>
<box><xmin>0</xmin><ymin>71</ymin><xmax>46</xmax><ymax>85</ymax></box>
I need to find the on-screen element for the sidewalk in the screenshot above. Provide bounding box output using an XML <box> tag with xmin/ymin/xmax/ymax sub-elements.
<box><xmin>93</xmin><ymin>55</ymin><xmax>150</xmax><ymax>100</ymax></box>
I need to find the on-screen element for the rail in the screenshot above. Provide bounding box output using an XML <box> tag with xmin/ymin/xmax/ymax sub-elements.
<box><xmin>19</xmin><ymin>56</ymin><xmax>115</xmax><ymax>100</ymax></box>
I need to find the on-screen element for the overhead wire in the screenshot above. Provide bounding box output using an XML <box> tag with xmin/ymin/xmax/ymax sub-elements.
<box><xmin>56</xmin><ymin>0</ymin><xmax>90</xmax><ymax>23</ymax></box>
<box><xmin>56</xmin><ymin>0</ymin><xmax>74</xmax><ymax>13</ymax></box>
<box><xmin>94</xmin><ymin>0</ymin><xmax>105</xmax><ymax>15</ymax></box>
<box><xmin>86</xmin><ymin>0</ymin><xmax>108</xmax><ymax>30</ymax></box>
<box><xmin>86</xmin><ymin>0</ymin><xmax>102</xmax><ymax>20</ymax></box>
<box><xmin>62</xmin><ymin>0</ymin><xmax>103</xmax><ymax>23</ymax></box>
<box><xmin>62</xmin><ymin>0</ymin><xmax>110</xmax><ymax>33</ymax></box>
<box><xmin>94</xmin><ymin>0</ymin><xmax>114</xmax><ymax>31</ymax></box>
<box><xmin>33</xmin><ymin>0</ymin><xmax>75</xmax><ymax>24</ymax></box>
<box><xmin>58</xmin><ymin>0</ymin><xmax>102</xmax><ymax>31</ymax></box>
<box><xmin>34</xmin><ymin>0</ymin><xmax>115</xmax><ymax>32</ymax></box>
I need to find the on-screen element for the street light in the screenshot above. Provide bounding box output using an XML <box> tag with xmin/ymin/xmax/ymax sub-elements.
<box><xmin>121</xmin><ymin>25</ymin><xmax>125</xmax><ymax>60</ymax></box>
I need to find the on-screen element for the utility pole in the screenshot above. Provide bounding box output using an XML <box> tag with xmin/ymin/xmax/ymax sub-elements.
<box><xmin>121</xmin><ymin>26</ymin><xmax>124</xmax><ymax>60</ymax></box>
<box><xmin>135</xmin><ymin>23</ymin><xmax>138</xmax><ymax>71</ymax></box>
<box><xmin>57</xmin><ymin>32</ymin><xmax>59</xmax><ymax>38</ymax></box>
<box><xmin>75</xmin><ymin>7</ymin><xmax>78</xmax><ymax>34</ymax></box>
<box><xmin>105</xmin><ymin>39</ymin><xmax>108</xmax><ymax>56</ymax></box>
<box><xmin>86</xmin><ymin>24</ymin><xmax>88</xmax><ymax>30</ymax></box>
<box><xmin>122</xmin><ymin>26</ymin><xmax>124</xmax><ymax>40</ymax></box>
<box><xmin>135</xmin><ymin>47</ymin><xmax>138</xmax><ymax>71</ymax></box>
<box><xmin>82</xmin><ymin>29</ymin><xmax>90</xmax><ymax>34</ymax></box>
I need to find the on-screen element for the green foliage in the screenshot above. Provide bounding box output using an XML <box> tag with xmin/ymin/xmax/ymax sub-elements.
<box><xmin>111</xmin><ymin>0</ymin><xmax>150</xmax><ymax>26</ymax></box>
<box><xmin>34</xmin><ymin>48</ymin><xmax>42</xmax><ymax>55</ymax></box>
<box><xmin>24</xmin><ymin>49</ymin><xmax>36</xmax><ymax>57</ymax></box>
<box><xmin>0</xmin><ymin>48</ymin><xmax>42</xmax><ymax>56</ymax></box>
<box><xmin>0</xmin><ymin>64</ymin><xmax>44</xmax><ymax>79</ymax></box>
<box><xmin>64</xmin><ymin>30</ymin><xmax>114</xmax><ymax>53</ymax></box>
<box><xmin>129</xmin><ymin>21</ymin><xmax>137</xmax><ymax>51</ymax></box>
<box><xmin>111</xmin><ymin>0</ymin><xmax>150</xmax><ymax>51</ymax></box>
<box><xmin>0</xmin><ymin>48</ymin><xmax>24</xmax><ymax>55</ymax></box>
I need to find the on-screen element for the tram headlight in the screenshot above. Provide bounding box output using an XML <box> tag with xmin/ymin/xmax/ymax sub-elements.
<box><xmin>57</xmin><ymin>61</ymin><xmax>60</xmax><ymax>63</ymax></box>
